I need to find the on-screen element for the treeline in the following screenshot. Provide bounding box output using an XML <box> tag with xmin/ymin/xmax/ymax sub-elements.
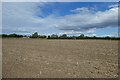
<box><xmin>0</xmin><ymin>32</ymin><xmax>120</xmax><ymax>40</ymax></box>
<box><xmin>1</xmin><ymin>34</ymin><xmax>23</xmax><ymax>38</ymax></box>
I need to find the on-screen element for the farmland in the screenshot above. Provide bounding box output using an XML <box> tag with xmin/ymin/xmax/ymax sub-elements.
<box><xmin>2</xmin><ymin>38</ymin><xmax>118</xmax><ymax>78</ymax></box>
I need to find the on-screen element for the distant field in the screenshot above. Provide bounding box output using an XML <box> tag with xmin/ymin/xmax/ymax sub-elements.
<box><xmin>2</xmin><ymin>38</ymin><xmax>118</xmax><ymax>78</ymax></box>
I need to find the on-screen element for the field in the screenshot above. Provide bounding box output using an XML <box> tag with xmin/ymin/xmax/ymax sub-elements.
<box><xmin>2</xmin><ymin>38</ymin><xmax>118</xmax><ymax>78</ymax></box>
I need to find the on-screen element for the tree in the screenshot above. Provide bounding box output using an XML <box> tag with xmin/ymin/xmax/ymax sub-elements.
<box><xmin>39</xmin><ymin>35</ymin><xmax>47</xmax><ymax>38</ymax></box>
<box><xmin>2</xmin><ymin>34</ymin><xmax>7</xmax><ymax>37</ymax></box>
<box><xmin>50</xmin><ymin>34</ymin><xmax>58</xmax><ymax>39</ymax></box>
<box><xmin>72</xmin><ymin>36</ymin><xmax>77</xmax><ymax>39</ymax></box>
<box><xmin>78</xmin><ymin>34</ymin><xmax>85</xmax><ymax>39</ymax></box>
<box><xmin>105</xmin><ymin>36</ymin><xmax>110</xmax><ymax>40</ymax></box>
<box><xmin>31</xmin><ymin>32</ymin><xmax>38</xmax><ymax>38</ymax></box>
<box><xmin>93</xmin><ymin>36</ymin><xmax>96</xmax><ymax>39</ymax></box>
<box><xmin>79</xmin><ymin>34</ymin><xmax>84</xmax><ymax>38</ymax></box>
<box><xmin>59</xmin><ymin>34</ymin><xmax>67</xmax><ymax>39</ymax></box>
<box><xmin>47</xmin><ymin>35</ymin><xmax>51</xmax><ymax>39</ymax></box>
<box><xmin>8</xmin><ymin>34</ymin><xmax>23</xmax><ymax>38</ymax></box>
<box><xmin>9</xmin><ymin>34</ymin><xmax>17</xmax><ymax>37</ymax></box>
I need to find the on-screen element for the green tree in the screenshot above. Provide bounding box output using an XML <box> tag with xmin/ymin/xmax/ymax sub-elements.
<box><xmin>50</xmin><ymin>34</ymin><xmax>58</xmax><ymax>39</ymax></box>
<box><xmin>80</xmin><ymin>34</ymin><xmax>84</xmax><ymax>38</ymax></box>
<box><xmin>2</xmin><ymin>34</ymin><xmax>8</xmax><ymax>38</ymax></box>
<box><xmin>39</xmin><ymin>35</ymin><xmax>47</xmax><ymax>38</ymax></box>
<box><xmin>8</xmin><ymin>34</ymin><xmax>23</xmax><ymax>38</ymax></box>
<box><xmin>59</xmin><ymin>34</ymin><xmax>67</xmax><ymax>39</ymax></box>
<box><xmin>31</xmin><ymin>32</ymin><xmax>38</xmax><ymax>38</ymax></box>
<box><xmin>105</xmin><ymin>36</ymin><xmax>110</xmax><ymax>40</ymax></box>
<box><xmin>78</xmin><ymin>34</ymin><xmax>84</xmax><ymax>39</ymax></box>
<box><xmin>47</xmin><ymin>35</ymin><xmax>51</xmax><ymax>39</ymax></box>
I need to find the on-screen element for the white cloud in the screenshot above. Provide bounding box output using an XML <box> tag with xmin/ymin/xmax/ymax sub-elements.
<box><xmin>108</xmin><ymin>4</ymin><xmax>118</xmax><ymax>8</ymax></box>
<box><xmin>59</xmin><ymin>30</ymin><xmax>82</xmax><ymax>35</ymax></box>
<box><xmin>55</xmin><ymin>6</ymin><xmax>118</xmax><ymax>32</ymax></box>
<box><xmin>2</xmin><ymin>2</ymin><xmax>46</xmax><ymax>33</ymax></box>
<box><xmin>70</xmin><ymin>7</ymin><xmax>90</xmax><ymax>14</ymax></box>
<box><xmin>85</xmin><ymin>33</ymin><xmax>96</xmax><ymax>37</ymax></box>
<box><xmin>2</xmin><ymin>3</ymin><xmax>118</xmax><ymax>35</ymax></box>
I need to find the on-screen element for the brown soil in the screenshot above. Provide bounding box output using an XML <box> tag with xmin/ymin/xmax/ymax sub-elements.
<box><xmin>2</xmin><ymin>38</ymin><xmax>118</xmax><ymax>78</ymax></box>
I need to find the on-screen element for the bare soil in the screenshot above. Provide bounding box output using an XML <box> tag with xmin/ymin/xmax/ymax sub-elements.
<box><xmin>2</xmin><ymin>38</ymin><xmax>118</xmax><ymax>78</ymax></box>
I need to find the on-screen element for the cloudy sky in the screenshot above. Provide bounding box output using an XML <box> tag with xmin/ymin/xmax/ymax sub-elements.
<box><xmin>2</xmin><ymin>2</ymin><xmax>119</xmax><ymax>37</ymax></box>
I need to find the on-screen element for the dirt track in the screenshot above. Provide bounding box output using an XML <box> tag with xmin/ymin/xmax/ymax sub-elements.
<box><xmin>2</xmin><ymin>38</ymin><xmax>118</xmax><ymax>78</ymax></box>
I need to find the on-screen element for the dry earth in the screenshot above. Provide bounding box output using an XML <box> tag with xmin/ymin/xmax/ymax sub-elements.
<box><xmin>2</xmin><ymin>38</ymin><xmax>118</xmax><ymax>78</ymax></box>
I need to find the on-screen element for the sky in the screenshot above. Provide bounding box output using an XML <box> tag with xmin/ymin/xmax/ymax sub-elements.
<box><xmin>1</xmin><ymin>2</ymin><xmax>119</xmax><ymax>37</ymax></box>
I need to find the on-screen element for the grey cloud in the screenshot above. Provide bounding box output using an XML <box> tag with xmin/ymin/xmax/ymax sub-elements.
<box><xmin>56</xmin><ymin>7</ymin><xmax>118</xmax><ymax>31</ymax></box>
<box><xmin>108</xmin><ymin>4</ymin><xmax>118</xmax><ymax>8</ymax></box>
<box><xmin>70</xmin><ymin>7</ymin><xmax>90</xmax><ymax>13</ymax></box>
<box><xmin>2</xmin><ymin>3</ymin><xmax>118</xmax><ymax>34</ymax></box>
<box><xmin>2</xmin><ymin>2</ymin><xmax>46</xmax><ymax>34</ymax></box>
